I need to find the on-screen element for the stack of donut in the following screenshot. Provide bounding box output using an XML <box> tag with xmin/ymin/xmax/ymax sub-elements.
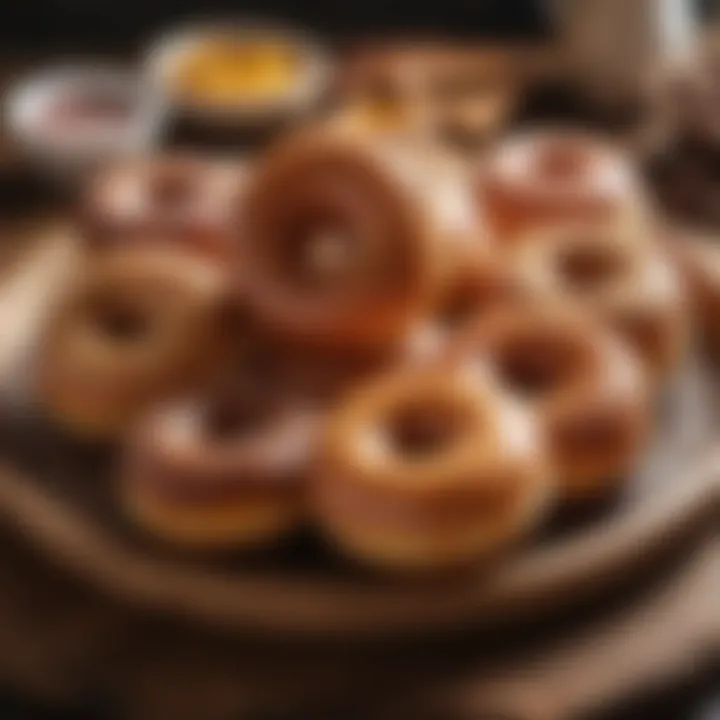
<box><xmin>37</xmin><ymin>118</ymin><xmax>717</xmax><ymax>573</ymax></box>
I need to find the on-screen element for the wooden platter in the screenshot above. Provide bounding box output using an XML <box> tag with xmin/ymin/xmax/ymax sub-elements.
<box><xmin>0</xmin><ymin>226</ymin><xmax>716</xmax><ymax>643</ymax></box>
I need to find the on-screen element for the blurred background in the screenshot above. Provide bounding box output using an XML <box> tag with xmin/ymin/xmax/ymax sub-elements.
<box><xmin>0</xmin><ymin>0</ymin><xmax>553</xmax><ymax>52</ymax></box>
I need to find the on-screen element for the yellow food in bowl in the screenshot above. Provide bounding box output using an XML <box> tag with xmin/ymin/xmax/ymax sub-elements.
<box><xmin>172</xmin><ymin>39</ymin><xmax>301</xmax><ymax>105</ymax></box>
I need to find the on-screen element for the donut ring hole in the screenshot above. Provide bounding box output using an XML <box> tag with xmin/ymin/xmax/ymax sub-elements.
<box><xmin>556</xmin><ymin>241</ymin><xmax>627</xmax><ymax>294</ymax></box>
<box><xmin>278</xmin><ymin>210</ymin><xmax>362</xmax><ymax>292</ymax></box>
<box><xmin>437</xmin><ymin>277</ymin><xmax>504</xmax><ymax>330</ymax></box>
<box><xmin>148</xmin><ymin>170</ymin><xmax>197</xmax><ymax>211</ymax></box>
<box><xmin>85</xmin><ymin>295</ymin><xmax>156</xmax><ymax>345</ymax></box>
<box><xmin>386</xmin><ymin>399</ymin><xmax>471</xmax><ymax>459</ymax></box>
<box><xmin>203</xmin><ymin>396</ymin><xmax>275</xmax><ymax>442</ymax></box>
<box><xmin>495</xmin><ymin>333</ymin><xmax>587</xmax><ymax>400</ymax></box>
<box><xmin>535</xmin><ymin>141</ymin><xmax>590</xmax><ymax>180</ymax></box>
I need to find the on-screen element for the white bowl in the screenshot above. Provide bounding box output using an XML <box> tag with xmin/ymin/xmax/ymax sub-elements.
<box><xmin>4</xmin><ymin>64</ymin><xmax>165</xmax><ymax>187</ymax></box>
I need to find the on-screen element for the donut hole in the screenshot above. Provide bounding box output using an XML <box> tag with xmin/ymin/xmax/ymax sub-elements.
<box><xmin>496</xmin><ymin>334</ymin><xmax>585</xmax><ymax>400</ymax></box>
<box><xmin>88</xmin><ymin>297</ymin><xmax>155</xmax><ymax>344</ymax></box>
<box><xmin>386</xmin><ymin>399</ymin><xmax>470</xmax><ymax>458</ymax></box>
<box><xmin>437</xmin><ymin>275</ymin><xmax>509</xmax><ymax>329</ymax></box>
<box><xmin>203</xmin><ymin>396</ymin><xmax>275</xmax><ymax>442</ymax></box>
<box><xmin>148</xmin><ymin>171</ymin><xmax>196</xmax><ymax>210</ymax></box>
<box><xmin>282</xmin><ymin>216</ymin><xmax>361</xmax><ymax>291</ymax></box>
<box><xmin>535</xmin><ymin>141</ymin><xmax>590</xmax><ymax>180</ymax></box>
<box><xmin>556</xmin><ymin>242</ymin><xmax>627</xmax><ymax>294</ymax></box>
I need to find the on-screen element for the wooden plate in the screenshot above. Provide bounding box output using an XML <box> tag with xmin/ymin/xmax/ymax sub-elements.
<box><xmin>0</xmin><ymin>227</ymin><xmax>717</xmax><ymax>642</ymax></box>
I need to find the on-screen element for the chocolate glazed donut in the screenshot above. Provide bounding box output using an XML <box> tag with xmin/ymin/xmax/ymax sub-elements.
<box><xmin>313</xmin><ymin>364</ymin><xmax>551</xmax><ymax>571</ymax></box>
<box><xmin>513</xmin><ymin>223</ymin><xmax>689</xmax><ymax>382</ymax></box>
<box><xmin>82</xmin><ymin>155</ymin><xmax>246</xmax><ymax>259</ymax></box>
<box><xmin>123</xmin><ymin>392</ymin><xmax>318</xmax><ymax>549</ymax></box>
<box><xmin>475</xmin><ymin>130</ymin><xmax>645</xmax><ymax>244</ymax></box>
<box><xmin>235</xmin><ymin>128</ymin><xmax>476</xmax><ymax>351</ymax></box>
<box><xmin>448</xmin><ymin>304</ymin><xmax>651</xmax><ymax>500</ymax></box>
<box><xmin>38</xmin><ymin>248</ymin><xmax>230</xmax><ymax>438</ymax></box>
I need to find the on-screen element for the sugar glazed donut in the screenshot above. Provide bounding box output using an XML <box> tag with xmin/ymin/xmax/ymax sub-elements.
<box><xmin>38</xmin><ymin>248</ymin><xmax>229</xmax><ymax>438</ymax></box>
<box><xmin>82</xmin><ymin>155</ymin><xmax>246</xmax><ymax>258</ymax></box>
<box><xmin>449</xmin><ymin>305</ymin><xmax>650</xmax><ymax>500</ymax></box>
<box><xmin>235</xmin><ymin>128</ymin><xmax>478</xmax><ymax>351</ymax></box>
<box><xmin>313</xmin><ymin>364</ymin><xmax>551</xmax><ymax>570</ymax></box>
<box><xmin>513</xmin><ymin>223</ymin><xmax>688</xmax><ymax>381</ymax></box>
<box><xmin>475</xmin><ymin>130</ymin><xmax>644</xmax><ymax>243</ymax></box>
<box><xmin>123</xmin><ymin>392</ymin><xmax>317</xmax><ymax>549</ymax></box>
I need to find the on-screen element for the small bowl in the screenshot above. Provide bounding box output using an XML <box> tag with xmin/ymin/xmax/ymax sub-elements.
<box><xmin>145</xmin><ymin>20</ymin><xmax>331</xmax><ymax>140</ymax></box>
<box><xmin>4</xmin><ymin>64</ymin><xmax>164</xmax><ymax>188</ymax></box>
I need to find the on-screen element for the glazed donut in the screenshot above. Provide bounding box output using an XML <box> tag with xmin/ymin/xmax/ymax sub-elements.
<box><xmin>664</xmin><ymin>233</ymin><xmax>720</xmax><ymax>359</ymax></box>
<box><xmin>340</xmin><ymin>45</ymin><xmax>427</xmax><ymax>102</ymax></box>
<box><xmin>335</xmin><ymin>49</ymin><xmax>429</xmax><ymax>139</ymax></box>
<box><xmin>513</xmin><ymin>223</ymin><xmax>688</xmax><ymax>381</ymax></box>
<box><xmin>425</xmin><ymin>49</ymin><xmax>519</xmax><ymax>152</ymax></box>
<box><xmin>406</xmin><ymin>247</ymin><xmax>525</xmax><ymax>364</ymax></box>
<box><xmin>235</xmin><ymin>127</ymin><xmax>478</xmax><ymax>351</ymax></box>
<box><xmin>331</xmin><ymin>91</ymin><xmax>429</xmax><ymax>140</ymax></box>
<box><xmin>122</xmin><ymin>392</ymin><xmax>317</xmax><ymax>549</ymax></box>
<box><xmin>313</xmin><ymin>364</ymin><xmax>551</xmax><ymax>570</ymax></box>
<box><xmin>475</xmin><ymin>130</ymin><xmax>644</xmax><ymax>243</ymax></box>
<box><xmin>83</xmin><ymin>155</ymin><xmax>246</xmax><ymax>258</ymax></box>
<box><xmin>448</xmin><ymin>304</ymin><xmax>650</xmax><ymax>499</ymax></box>
<box><xmin>38</xmin><ymin>247</ymin><xmax>229</xmax><ymax>438</ymax></box>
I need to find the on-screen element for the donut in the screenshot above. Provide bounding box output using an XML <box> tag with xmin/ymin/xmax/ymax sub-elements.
<box><xmin>448</xmin><ymin>304</ymin><xmax>650</xmax><ymax>499</ymax></box>
<box><xmin>664</xmin><ymin>233</ymin><xmax>720</xmax><ymax>359</ymax></box>
<box><xmin>334</xmin><ymin>50</ymin><xmax>429</xmax><ymax>139</ymax></box>
<box><xmin>122</xmin><ymin>392</ymin><xmax>317</xmax><ymax>549</ymax></box>
<box><xmin>425</xmin><ymin>49</ymin><xmax>519</xmax><ymax>152</ymax></box>
<box><xmin>313</xmin><ymin>364</ymin><xmax>551</xmax><ymax>570</ymax></box>
<box><xmin>513</xmin><ymin>223</ymin><xmax>688</xmax><ymax>381</ymax></box>
<box><xmin>475</xmin><ymin>130</ymin><xmax>644</xmax><ymax>243</ymax></box>
<box><xmin>331</xmin><ymin>90</ymin><xmax>429</xmax><ymax>139</ymax></box>
<box><xmin>405</xmin><ymin>248</ymin><xmax>525</xmax><ymax>364</ymax></box>
<box><xmin>235</xmin><ymin>127</ymin><xmax>478</xmax><ymax>351</ymax></box>
<box><xmin>340</xmin><ymin>45</ymin><xmax>427</xmax><ymax>103</ymax></box>
<box><xmin>38</xmin><ymin>247</ymin><xmax>230</xmax><ymax>438</ymax></box>
<box><xmin>82</xmin><ymin>155</ymin><xmax>246</xmax><ymax>258</ymax></box>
